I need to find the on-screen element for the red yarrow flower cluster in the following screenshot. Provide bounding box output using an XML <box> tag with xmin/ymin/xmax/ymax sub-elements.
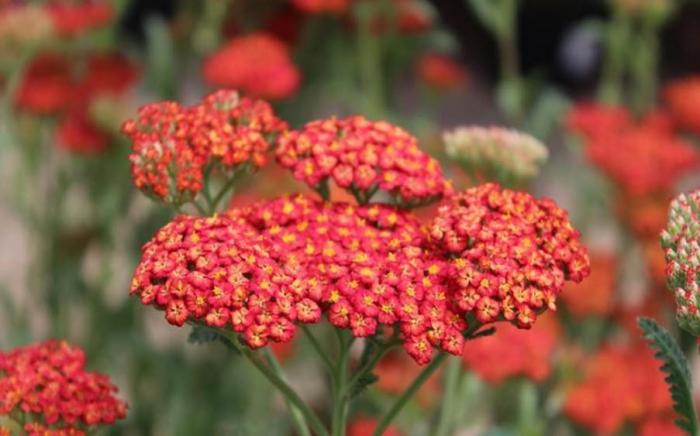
<box><xmin>130</xmin><ymin>213</ymin><xmax>318</xmax><ymax>349</ymax></box>
<box><xmin>461</xmin><ymin>312</ymin><xmax>559</xmax><ymax>383</ymax></box>
<box><xmin>43</xmin><ymin>1</ymin><xmax>112</xmax><ymax>37</ymax></box>
<box><xmin>122</xmin><ymin>89</ymin><xmax>287</xmax><ymax>205</ymax></box>
<box><xmin>0</xmin><ymin>340</ymin><xmax>127</xmax><ymax>431</ymax></box>
<box><xmin>203</xmin><ymin>33</ymin><xmax>300</xmax><ymax>100</ymax></box>
<box><xmin>429</xmin><ymin>183</ymin><xmax>590</xmax><ymax>328</ymax></box>
<box><xmin>15</xmin><ymin>53</ymin><xmax>74</xmax><ymax>114</ymax></box>
<box><xmin>564</xmin><ymin>343</ymin><xmax>675</xmax><ymax>434</ymax></box>
<box><xmin>276</xmin><ymin>116</ymin><xmax>452</xmax><ymax>205</ymax></box>
<box><xmin>417</xmin><ymin>53</ymin><xmax>467</xmax><ymax>91</ymax></box>
<box><xmin>567</xmin><ymin>103</ymin><xmax>700</xmax><ymax>197</ymax></box>
<box><xmin>664</xmin><ymin>75</ymin><xmax>700</xmax><ymax>135</ymax></box>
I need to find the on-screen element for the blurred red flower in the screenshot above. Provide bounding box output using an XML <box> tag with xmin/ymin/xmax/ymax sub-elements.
<box><xmin>56</xmin><ymin>106</ymin><xmax>110</xmax><ymax>154</ymax></box>
<box><xmin>417</xmin><ymin>53</ymin><xmax>466</xmax><ymax>91</ymax></box>
<box><xmin>347</xmin><ymin>417</ymin><xmax>402</xmax><ymax>436</ymax></box>
<box><xmin>203</xmin><ymin>33</ymin><xmax>300</xmax><ymax>100</ymax></box>
<box><xmin>79</xmin><ymin>52</ymin><xmax>139</xmax><ymax>97</ymax></box>
<box><xmin>567</xmin><ymin>102</ymin><xmax>631</xmax><ymax>141</ymax></box>
<box><xmin>561</xmin><ymin>252</ymin><xmax>616</xmax><ymax>319</ymax></box>
<box><xmin>44</xmin><ymin>1</ymin><xmax>113</xmax><ymax>37</ymax></box>
<box><xmin>374</xmin><ymin>350</ymin><xmax>442</xmax><ymax>407</ymax></box>
<box><xmin>461</xmin><ymin>312</ymin><xmax>560</xmax><ymax>383</ymax></box>
<box><xmin>664</xmin><ymin>76</ymin><xmax>700</xmax><ymax>135</ymax></box>
<box><xmin>638</xmin><ymin>417</ymin><xmax>684</xmax><ymax>436</ymax></box>
<box><xmin>292</xmin><ymin>0</ymin><xmax>351</xmax><ymax>14</ymax></box>
<box><xmin>564</xmin><ymin>343</ymin><xmax>674</xmax><ymax>434</ymax></box>
<box><xmin>15</xmin><ymin>53</ymin><xmax>74</xmax><ymax>114</ymax></box>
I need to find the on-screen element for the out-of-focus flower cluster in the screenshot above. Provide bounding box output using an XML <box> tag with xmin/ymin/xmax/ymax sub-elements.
<box><xmin>203</xmin><ymin>32</ymin><xmax>300</xmax><ymax>100</ymax></box>
<box><xmin>664</xmin><ymin>76</ymin><xmax>700</xmax><ymax>135</ymax></box>
<box><xmin>122</xmin><ymin>90</ymin><xmax>287</xmax><ymax>205</ymax></box>
<box><xmin>564</xmin><ymin>343</ymin><xmax>678</xmax><ymax>434</ymax></box>
<box><xmin>429</xmin><ymin>183</ymin><xmax>590</xmax><ymax>328</ymax></box>
<box><xmin>0</xmin><ymin>340</ymin><xmax>127</xmax><ymax>434</ymax></box>
<box><xmin>444</xmin><ymin>126</ymin><xmax>548</xmax><ymax>187</ymax></box>
<box><xmin>417</xmin><ymin>53</ymin><xmax>467</xmax><ymax>91</ymax></box>
<box><xmin>561</xmin><ymin>252</ymin><xmax>617</xmax><ymax>319</ymax></box>
<box><xmin>661</xmin><ymin>189</ymin><xmax>700</xmax><ymax>336</ymax></box>
<box><xmin>462</xmin><ymin>313</ymin><xmax>559</xmax><ymax>383</ymax></box>
<box><xmin>567</xmin><ymin>103</ymin><xmax>700</xmax><ymax>197</ymax></box>
<box><xmin>276</xmin><ymin>115</ymin><xmax>452</xmax><ymax>205</ymax></box>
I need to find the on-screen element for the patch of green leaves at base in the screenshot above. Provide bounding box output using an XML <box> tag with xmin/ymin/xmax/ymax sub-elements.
<box><xmin>638</xmin><ymin>317</ymin><xmax>698</xmax><ymax>435</ymax></box>
<box><xmin>188</xmin><ymin>325</ymin><xmax>238</xmax><ymax>353</ymax></box>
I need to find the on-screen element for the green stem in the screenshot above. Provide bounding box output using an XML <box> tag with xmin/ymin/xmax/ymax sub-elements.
<box><xmin>372</xmin><ymin>352</ymin><xmax>448</xmax><ymax>436</ymax></box>
<box><xmin>226</xmin><ymin>334</ymin><xmax>329</xmax><ymax>436</ymax></box>
<box><xmin>346</xmin><ymin>339</ymin><xmax>397</xmax><ymax>392</ymax></box>
<box><xmin>331</xmin><ymin>331</ymin><xmax>353</xmax><ymax>436</ymax></box>
<box><xmin>629</xmin><ymin>19</ymin><xmax>658</xmax><ymax>114</ymax></box>
<box><xmin>302</xmin><ymin>324</ymin><xmax>335</xmax><ymax>377</ymax></box>
<box><xmin>262</xmin><ymin>348</ymin><xmax>312</xmax><ymax>436</ymax></box>
<box><xmin>597</xmin><ymin>11</ymin><xmax>630</xmax><ymax>105</ymax></box>
<box><xmin>433</xmin><ymin>356</ymin><xmax>463</xmax><ymax>436</ymax></box>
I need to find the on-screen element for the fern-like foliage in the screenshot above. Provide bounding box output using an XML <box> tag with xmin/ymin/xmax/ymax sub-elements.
<box><xmin>187</xmin><ymin>325</ymin><xmax>238</xmax><ymax>353</ymax></box>
<box><xmin>638</xmin><ymin>317</ymin><xmax>698</xmax><ymax>435</ymax></box>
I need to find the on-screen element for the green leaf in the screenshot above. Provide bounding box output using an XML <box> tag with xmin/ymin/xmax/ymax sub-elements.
<box><xmin>188</xmin><ymin>325</ymin><xmax>238</xmax><ymax>353</ymax></box>
<box><xmin>638</xmin><ymin>317</ymin><xmax>698</xmax><ymax>434</ymax></box>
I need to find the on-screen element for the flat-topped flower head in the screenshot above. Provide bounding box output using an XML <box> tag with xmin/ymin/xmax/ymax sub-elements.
<box><xmin>444</xmin><ymin>126</ymin><xmax>548</xmax><ymax>187</ymax></box>
<box><xmin>0</xmin><ymin>340</ymin><xmax>127</xmax><ymax>431</ymax></box>
<box><xmin>276</xmin><ymin>116</ymin><xmax>452</xmax><ymax>206</ymax></box>
<box><xmin>661</xmin><ymin>189</ymin><xmax>700</xmax><ymax>336</ymax></box>
<box><xmin>429</xmin><ymin>183</ymin><xmax>590</xmax><ymax>328</ymax></box>
<box><xmin>239</xmin><ymin>194</ymin><xmax>463</xmax><ymax>364</ymax></box>
<box><xmin>122</xmin><ymin>89</ymin><xmax>287</xmax><ymax>207</ymax></box>
<box><xmin>130</xmin><ymin>214</ymin><xmax>318</xmax><ymax>349</ymax></box>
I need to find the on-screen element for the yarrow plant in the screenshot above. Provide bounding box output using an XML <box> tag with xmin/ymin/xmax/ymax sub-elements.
<box><xmin>122</xmin><ymin>89</ymin><xmax>590</xmax><ymax>435</ymax></box>
<box><xmin>443</xmin><ymin>126</ymin><xmax>548</xmax><ymax>187</ymax></box>
<box><xmin>661</xmin><ymin>189</ymin><xmax>700</xmax><ymax>336</ymax></box>
<box><xmin>0</xmin><ymin>340</ymin><xmax>127</xmax><ymax>435</ymax></box>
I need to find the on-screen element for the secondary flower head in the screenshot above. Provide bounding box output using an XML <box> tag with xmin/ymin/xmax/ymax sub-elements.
<box><xmin>276</xmin><ymin>116</ymin><xmax>452</xmax><ymax>206</ymax></box>
<box><xmin>122</xmin><ymin>89</ymin><xmax>287</xmax><ymax>205</ymax></box>
<box><xmin>661</xmin><ymin>189</ymin><xmax>700</xmax><ymax>336</ymax></box>
<box><xmin>0</xmin><ymin>340</ymin><xmax>127</xmax><ymax>430</ymax></box>
<box><xmin>664</xmin><ymin>76</ymin><xmax>700</xmax><ymax>135</ymax></box>
<box><xmin>130</xmin><ymin>213</ymin><xmax>318</xmax><ymax>349</ymax></box>
<box><xmin>429</xmin><ymin>183</ymin><xmax>590</xmax><ymax>328</ymax></box>
<box><xmin>444</xmin><ymin>126</ymin><xmax>548</xmax><ymax>187</ymax></box>
<box><xmin>203</xmin><ymin>33</ymin><xmax>300</xmax><ymax>100</ymax></box>
<box><xmin>567</xmin><ymin>102</ymin><xmax>631</xmax><ymax>141</ymax></box>
<box><xmin>462</xmin><ymin>312</ymin><xmax>559</xmax><ymax>383</ymax></box>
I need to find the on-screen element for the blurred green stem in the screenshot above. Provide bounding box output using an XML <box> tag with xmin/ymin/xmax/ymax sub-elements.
<box><xmin>355</xmin><ymin>2</ymin><xmax>385</xmax><ymax>117</ymax></box>
<box><xmin>629</xmin><ymin>18</ymin><xmax>658</xmax><ymax>114</ymax></box>
<box><xmin>598</xmin><ymin>11</ymin><xmax>630</xmax><ymax>105</ymax></box>
<box><xmin>433</xmin><ymin>357</ymin><xmax>462</xmax><ymax>436</ymax></box>
<box><xmin>517</xmin><ymin>379</ymin><xmax>542</xmax><ymax>436</ymax></box>
<box><xmin>331</xmin><ymin>330</ymin><xmax>354</xmax><ymax>436</ymax></box>
<box><xmin>262</xmin><ymin>349</ymin><xmax>312</xmax><ymax>436</ymax></box>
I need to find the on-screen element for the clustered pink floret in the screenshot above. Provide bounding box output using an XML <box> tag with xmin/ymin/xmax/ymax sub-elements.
<box><xmin>0</xmin><ymin>340</ymin><xmax>127</xmax><ymax>434</ymax></box>
<box><xmin>131</xmin><ymin>187</ymin><xmax>589</xmax><ymax>364</ymax></box>
<box><xmin>276</xmin><ymin>116</ymin><xmax>452</xmax><ymax>204</ymax></box>
<box><xmin>122</xmin><ymin>89</ymin><xmax>287</xmax><ymax>205</ymax></box>
<box><xmin>429</xmin><ymin>183</ymin><xmax>590</xmax><ymax>328</ymax></box>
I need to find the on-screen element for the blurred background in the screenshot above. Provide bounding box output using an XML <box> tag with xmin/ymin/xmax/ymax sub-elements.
<box><xmin>2</xmin><ymin>0</ymin><xmax>700</xmax><ymax>434</ymax></box>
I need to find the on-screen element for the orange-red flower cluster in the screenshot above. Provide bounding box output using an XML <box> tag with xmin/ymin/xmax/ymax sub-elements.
<box><xmin>292</xmin><ymin>0</ymin><xmax>351</xmax><ymax>14</ymax></box>
<box><xmin>567</xmin><ymin>103</ymin><xmax>700</xmax><ymax>197</ymax></box>
<box><xmin>664</xmin><ymin>76</ymin><xmax>700</xmax><ymax>135</ymax></box>
<box><xmin>276</xmin><ymin>116</ymin><xmax>452</xmax><ymax>205</ymax></box>
<box><xmin>122</xmin><ymin>90</ymin><xmax>287</xmax><ymax>205</ymax></box>
<box><xmin>564</xmin><ymin>343</ymin><xmax>675</xmax><ymax>434</ymax></box>
<box><xmin>462</xmin><ymin>313</ymin><xmax>559</xmax><ymax>383</ymax></box>
<box><xmin>133</xmin><ymin>185</ymin><xmax>590</xmax><ymax>365</ymax></box>
<box><xmin>560</xmin><ymin>252</ymin><xmax>617</xmax><ymax>318</ymax></box>
<box><xmin>43</xmin><ymin>1</ymin><xmax>112</xmax><ymax>37</ymax></box>
<box><xmin>0</xmin><ymin>340</ymin><xmax>127</xmax><ymax>433</ymax></box>
<box><xmin>417</xmin><ymin>53</ymin><xmax>467</xmax><ymax>91</ymax></box>
<box><xmin>347</xmin><ymin>417</ymin><xmax>403</xmax><ymax>436</ymax></box>
<box><xmin>429</xmin><ymin>183</ymin><xmax>590</xmax><ymax>328</ymax></box>
<box><xmin>15</xmin><ymin>53</ymin><xmax>74</xmax><ymax>114</ymax></box>
<box><xmin>203</xmin><ymin>33</ymin><xmax>300</xmax><ymax>100</ymax></box>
